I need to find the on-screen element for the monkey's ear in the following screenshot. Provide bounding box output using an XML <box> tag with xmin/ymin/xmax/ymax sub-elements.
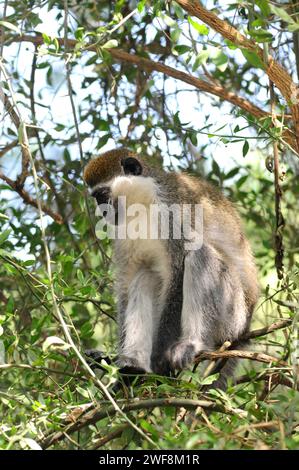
<box><xmin>121</xmin><ymin>157</ymin><xmax>142</xmax><ymax>176</ymax></box>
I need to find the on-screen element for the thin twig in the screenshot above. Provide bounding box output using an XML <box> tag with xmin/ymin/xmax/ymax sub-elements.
<box><xmin>40</xmin><ymin>397</ymin><xmax>248</xmax><ymax>448</ymax></box>
<box><xmin>195</xmin><ymin>349</ymin><xmax>288</xmax><ymax>366</ymax></box>
<box><xmin>0</xmin><ymin>170</ymin><xmax>64</xmax><ymax>224</ymax></box>
<box><xmin>269</xmin><ymin>80</ymin><xmax>285</xmax><ymax>280</ymax></box>
<box><xmin>90</xmin><ymin>424</ymin><xmax>130</xmax><ymax>450</ymax></box>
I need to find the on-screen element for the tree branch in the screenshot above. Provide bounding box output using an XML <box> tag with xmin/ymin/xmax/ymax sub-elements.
<box><xmin>38</xmin><ymin>317</ymin><xmax>292</xmax><ymax>448</ymax></box>
<box><xmin>13</xmin><ymin>35</ymin><xmax>265</xmax><ymax>120</ymax></box>
<box><xmin>242</xmin><ymin>318</ymin><xmax>291</xmax><ymax>341</ymax></box>
<box><xmin>176</xmin><ymin>0</ymin><xmax>299</xmax><ymax>153</ymax></box>
<box><xmin>0</xmin><ymin>61</ymin><xmax>30</xmax><ymax>187</ymax></box>
<box><xmin>40</xmin><ymin>397</ymin><xmax>247</xmax><ymax>449</ymax></box>
<box><xmin>0</xmin><ymin>170</ymin><xmax>64</xmax><ymax>224</ymax></box>
<box><xmin>22</xmin><ymin>35</ymin><xmax>270</xmax><ymax>118</ymax></box>
<box><xmin>10</xmin><ymin>34</ymin><xmax>297</xmax><ymax>151</ymax></box>
<box><xmin>0</xmin><ymin>139</ymin><xmax>18</xmax><ymax>158</ymax></box>
<box><xmin>195</xmin><ymin>349</ymin><xmax>288</xmax><ymax>367</ymax></box>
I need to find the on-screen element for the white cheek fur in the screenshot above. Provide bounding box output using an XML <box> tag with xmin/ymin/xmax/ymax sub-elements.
<box><xmin>111</xmin><ymin>175</ymin><xmax>158</xmax><ymax>206</ymax></box>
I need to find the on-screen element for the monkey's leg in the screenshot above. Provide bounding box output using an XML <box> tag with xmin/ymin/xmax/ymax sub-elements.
<box><xmin>168</xmin><ymin>245</ymin><xmax>247</xmax><ymax>381</ymax></box>
<box><xmin>117</xmin><ymin>269</ymin><xmax>157</xmax><ymax>372</ymax></box>
<box><xmin>150</xmin><ymin>261</ymin><xmax>185</xmax><ymax>376</ymax></box>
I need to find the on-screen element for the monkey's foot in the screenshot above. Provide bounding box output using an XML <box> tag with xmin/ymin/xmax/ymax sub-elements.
<box><xmin>85</xmin><ymin>349</ymin><xmax>112</xmax><ymax>369</ymax></box>
<box><xmin>113</xmin><ymin>356</ymin><xmax>147</xmax><ymax>391</ymax></box>
<box><xmin>167</xmin><ymin>340</ymin><xmax>200</xmax><ymax>370</ymax></box>
<box><xmin>117</xmin><ymin>355</ymin><xmax>147</xmax><ymax>375</ymax></box>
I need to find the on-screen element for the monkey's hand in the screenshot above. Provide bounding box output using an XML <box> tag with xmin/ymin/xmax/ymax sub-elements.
<box><xmin>85</xmin><ymin>349</ymin><xmax>113</xmax><ymax>370</ymax></box>
<box><xmin>167</xmin><ymin>340</ymin><xmax>201</xmax><ymax>370</ymax></box>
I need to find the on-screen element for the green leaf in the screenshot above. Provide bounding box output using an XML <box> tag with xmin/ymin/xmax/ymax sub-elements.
<box><xmin>140</xmin><ymin>419</ymin><xmax>159</xmax><ymax>440</ymax></box>
<box><xmin>76</xmin><ymin>385</ymin><xmax>90</xmax><ymax>399</ymax></box>
<box><xmin>192</xmin><ymin>50</ymin><xmax>209</xmax><ymax>71</ymax></box>
<box><xmin>225</xmin><ymin>167</ymin><xmax>239</xmax><ymax>179</ymax></box>
<box><xmin>188</xmin><ymin>17</ymin><xmax>209</xmax><ymax>35</ymax></box>
<box><xmin>161</xmin><ymin>13</ymin><xmax>176</xmax><ymax>27</ymax></box>
<box><xmin>200</xmin><ymin>373</ymin><xmax>220</xmax><ymax>386</ymax></box>
<box><xmin>77</xmin><ymin>269</ymin><xmax>84</xmax><ymax>283</ymax></box>
<box><xmin>43</xmin><ymin>336</ymin><xmax>71</xmax><ymax>352</ymax></box>
<box><xmin>98</xmin><ymin>119</ymin><xmax>109</xmax><ymax>132</ymax></box>
<box><xmin>255</xmin><ymin>0</ymin><xmax>271</xmax><ymax>17</ymax></box>
<box><xmin>242</xmin><ymin>140</ymin><xmax>249</xmax><ymax>157</ymax></box>
<box><xmin>270</xmin><ymin>5</ymin><xmax>295</xmax><ymax>24</ymax></box>
<box><xmin>97</xmin><ymin>134</ymin><xmax>110</xmax><ymax>149</ymax></box>
<box><xmin>173</xmin><ymin>1</ymin><xmax>185</xmax><ymax>20</ymax></box>
<box><xmin>247</xmin><ymin>29</ymin><xmax>273</xmax><ymax>43</ymax></box>
<box><xmin>287</xmin><ymin>22</ymin><xmax>299</xmax><ymax>32</ymax></box>
<box><xmin>0</xmin><ymin>20</ymin><xmax>21</xmax><ymax>35</ymax></box>
<box><xmin>102</xmin><ymin>39</ymin><xmax>118</xmax><ymax>49</ymax></box>
<box><xmin>190</xmin><ymin>132</ymin><xmax>197</xmax><ymax>146</ymax></box>
<box><xmin>0</xmin><ymin>229</ymin><xmax>11</xmax><ymax>246</ymax></box>
<box><xmin>36</xmin><ymin>62</ymin><xmax>49</xmax><ymax>69</ymax></box>
<box><xmin>53</xmin><ymin>37</ymin><xmax>60</xmax><ymax>52</ymax></box>
<box><xmin>137</xmin><ymin>0</ymin><xmax>147</xmax><ymax>13</ymax></box>
<box><xmin>173</xmin><ymin>44</ymin><xmax>191</xmax><ymax>55</ymax></box>
<box><xmin>211</xmin><ymin>50</ymin><xmax>228</xmax><ymax>72</ymax></box>
<box><xmin>75</xmin><ymin>27</ymin><xmax>85</xmax><ymax>40</ymax></box>
<box><xmin>23</xmin><ymin>259</ymin><xmax>35</xmax><ymax>266</ymax></box>
<box><xmin>42</xmin><ymin>33</ymin><xmax>51</xmax><ymax>45</ymax></box>
<box><xmin>80</xmin><ymin>322</ymin><xmax>94</xmax><ymax>339</ymax></box>
<box><xmin>212</xmin><ymin>159</ymin><xmax>221</xmax><ymax>178</ymax></box>
<box><xmin>170</xmin><ymin>26</ymin><xmax>181</xmax><ymax>42</ymax></box>
<box><xmin>241</xmin><ymin>49</ymin><xmax>264</xmax><ymax>69</ymax></box>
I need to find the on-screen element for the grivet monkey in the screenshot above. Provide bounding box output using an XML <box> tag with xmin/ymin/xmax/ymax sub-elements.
<box><xmin>83</xmin><ymin>148</ymin><xmax>259</xmax><ymax>388</ymax></box>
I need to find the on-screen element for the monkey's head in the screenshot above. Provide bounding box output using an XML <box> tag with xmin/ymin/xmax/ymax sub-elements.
<box><xmin>83</xmin><ymin>148</ymin><xmax>156</xmax><ymax>211</ymax></box>
<box><xmin>83</xmin><ymin>148</ymin><xmax>143</xmax><ymax>188</ymax></box>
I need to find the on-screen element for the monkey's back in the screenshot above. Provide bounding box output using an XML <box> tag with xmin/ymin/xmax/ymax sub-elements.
<box><xmin>160</xmin><ymin>170</ymin><xmax>259</xmax><ymax>317</ymax></box>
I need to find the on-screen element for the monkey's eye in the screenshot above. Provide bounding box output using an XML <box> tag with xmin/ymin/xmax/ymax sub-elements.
<box><xmin>121</xmin><ymin>157</ymin><xmax>142</xmax><ymax>176</ymax></box>
<box><xmin>91</xmin><ymin>187</ymin><xmax>111</xmax><ymax>205</ymax></box>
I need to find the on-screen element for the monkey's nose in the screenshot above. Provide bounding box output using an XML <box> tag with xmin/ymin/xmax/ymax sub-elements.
<box><xmin>91</xmin><ymin>187</ymin><xmax>111</xmax><ymax>205</ymax></box>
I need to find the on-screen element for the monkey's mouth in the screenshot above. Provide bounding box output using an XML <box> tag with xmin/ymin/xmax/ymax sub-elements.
<box><xmin>91</xmin><ymin>187</ymin><xmax>111</xmax><ymax>205</ymax></box>
<box><xmin>91</xmin><ymin>188</ymin><xmax>127</xmax><ymax>226</ymax></box>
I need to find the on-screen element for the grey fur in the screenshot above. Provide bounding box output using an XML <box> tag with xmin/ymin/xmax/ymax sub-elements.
<box><xmin>86</xmin><ymin>152</ymin><xmax>259</xmax><ymax>389</ymax></box>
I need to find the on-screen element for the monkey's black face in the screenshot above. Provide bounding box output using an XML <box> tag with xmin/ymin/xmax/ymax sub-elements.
<box><xmin>91</xmin><ymin>186</ymin><xmax>111</xmax><ymax>206</ymax></box>
<box><xmin>91</xmin><ymin>186</ymin><xmax>112</xmax><ymax>218</ymax></box>
<box><xmin>92</xmin><ymin>186</ymin><xmax>121</xmax><ymax>224</ymax></box>
<box><xmin>90</xmin><ymin>157</ymin><xmax>143</xmax><ymax>225</ymax></box>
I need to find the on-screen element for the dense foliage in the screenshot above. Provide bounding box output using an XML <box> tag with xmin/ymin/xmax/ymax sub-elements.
<box><xmin>0</xmin><ymin>0</ymin><xmax>298</xmax><ymax>450</ymax></box>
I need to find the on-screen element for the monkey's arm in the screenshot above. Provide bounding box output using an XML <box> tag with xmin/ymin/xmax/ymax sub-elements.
<box><xmin>117</xmin><ymin>268</ymin><xmax>157</xmax><ymax>372</ymax></box>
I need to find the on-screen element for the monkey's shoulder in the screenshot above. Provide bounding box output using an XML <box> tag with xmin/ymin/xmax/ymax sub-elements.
<box><xmin>163</xmin><ymin>171</ymin><xmax>235</xmax><ymax>209</ymax></box>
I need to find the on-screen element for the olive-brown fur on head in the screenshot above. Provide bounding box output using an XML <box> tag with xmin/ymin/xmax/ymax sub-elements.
<box><xmin>83</xmin><ymin>148</ymin><xmax>137</xmax><ymax>188</ymax></box>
